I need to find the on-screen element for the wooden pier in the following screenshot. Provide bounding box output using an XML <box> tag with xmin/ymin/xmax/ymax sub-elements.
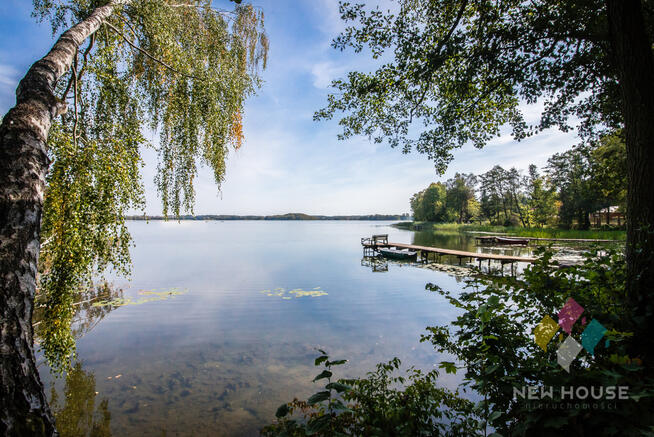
<box><xmin>362</xmin><ymin>234</ymin><xmax>536</xmax><ymax>274</ymax></box>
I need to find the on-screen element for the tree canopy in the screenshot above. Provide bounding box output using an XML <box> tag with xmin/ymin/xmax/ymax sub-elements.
<box><xmin>547</xmin><ymin>131</ymin><xmax>626</xmax><ymax>227</ymax></box>
<box><xmin>411</xmin><ymin>175</ymin><xmax>479</xmax><ymax>223</ymax></box>
<box><xmin>315</xmin><ymin>0</ymin><xmax>619</xmax><ymax>173</ymax></box>
<box><xmin>409</xmin><ymin>133</ymin><xmax>626</xmax><ymax>228</ymax></box>
<box><xmin>32</xmin><ymin>0</ymin><xmax>268</xmax><ymax>370</ymax></box>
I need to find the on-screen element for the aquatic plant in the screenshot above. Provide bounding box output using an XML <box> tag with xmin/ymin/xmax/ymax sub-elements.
<box><xmin>261</xmin><ymin>287</ymin><xmax>328</xmax><ymax>299</ymax></box>
<box><xmin>91</xmin><ymin>288</ymin><xmax>187</xmax><ymax>308</ymax></box>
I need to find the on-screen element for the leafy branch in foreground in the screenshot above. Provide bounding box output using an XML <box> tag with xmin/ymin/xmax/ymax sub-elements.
<box><xmin>262</xmin><ymin>351</ymin><xmax>481</xmax><ymax>436</ymax></box>
<box><xmin>423</xmin><ymin>248</ymin><xmax>654</xmax><ymax>435</ymax></box>
<box><xmin>316</xmin><ymin>1</ymin><xmax>619</xmax><ymax>171</ymax></box>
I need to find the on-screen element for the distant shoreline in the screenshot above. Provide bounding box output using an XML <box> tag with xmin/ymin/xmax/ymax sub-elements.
<box><xmin>126</xmin><ymin>213</ymin><xmax>411</xmax><ymax>221</ymax></box>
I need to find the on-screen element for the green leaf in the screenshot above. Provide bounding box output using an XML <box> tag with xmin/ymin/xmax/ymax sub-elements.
<box><xmin>275</xmin><ymin>403</ymin><xmax>290</xmax><ymax>418</ymax></box>
<box><xmin>488</xmin><ymin>410</ymin><xmax>501</xmax><ymax>422</ymax></box>
<box><xmin>325</xmin><ymin>382</ymin><xmax>351</xmax><ymax>393</ymax></box>
<box><xmin>438</xmin><ymin>361</ymin><xmax>457</xmax><ymax>374</ymax></box>
<box><xmin>315</xmin><ymin>355</ymin><xmax>329</xmax><ymax>366</ymax></box>
<box><xmin>306</xmin><ymin>414</ymin><xmax>331</xmax><ymax>434</ymax></box>
<box><xmin>630</xmin><ymin>393</ymin><xmax>654</xmax><ymax>402</ymax></box>
<box><xmin>327</xmin><ymin>359</ymin><xmax>347</xmax><ymax>366</ymax></box>
<box><xmin>313</xmin><ymin>370</ymin><xmax>333</xmax><ymax>382</ymax></box>
<box><xmin>330</xmin><ymin>399</ymin><xmax>353</xmax><ymax>412</ymax></box>
<box><xmin>307</xmin><ymin>391</ymin><xmax>330</xmax><ymax>404</ymax></box>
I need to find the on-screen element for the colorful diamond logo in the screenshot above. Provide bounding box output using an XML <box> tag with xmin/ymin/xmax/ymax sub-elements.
<box><xmin>534</xmin><ymin>315</ymin><xmax>559</xmax><ymax>351</ymax></box>
<box><xmin>580</xmin><ymin>319</ymin><xmax>607</xmax><ymax>355</ymax></box>
<box><xmin>533</xmin><ymin>297</ymin><xmax>607</xmax><ymax>371</ymax></box>
<box><xmin>557</xmin><ymin>336</ymin><xmax>582</xmax><ymax>372</ymax></box>
<box><xmin>558</xmin><ymin>297</ymin><xmax>584</xmax><ymax>334</ymax></box>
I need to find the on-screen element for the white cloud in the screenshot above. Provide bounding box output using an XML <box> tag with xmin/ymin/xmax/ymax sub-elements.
<box><xmin>520</xmin><ymin>100</ymin><xmax>546</xmax><ymax>124</ymax></box>
<box><xmin>0</xmin><ymin>64</ymin><xmax>18</xmax><ymax>88</ymax></box>
<box><xmin>310</xmin><ymin>0</ymin><xmax>346</xmax><ymax>40</ymax></box>
<box><xmin>0</xmin><ymin>64</ymin><xmax>19</xmax><ymax>111</ymax></box>
<box><xmin>311</xmin><ymin>61</ymin><xmax>346</xmax><ymax>89</ymax></box>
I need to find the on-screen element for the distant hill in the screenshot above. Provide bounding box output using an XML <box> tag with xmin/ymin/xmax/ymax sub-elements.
<box><xmin>126</xmin><ymin>213</ymin><xmax>411</xmax><ymax>221</ymax></box>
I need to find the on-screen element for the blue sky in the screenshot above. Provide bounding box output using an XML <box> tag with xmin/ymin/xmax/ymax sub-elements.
<box><xmin>0</xmin><ymin>0</ymin><xmax>580</xmax><ymax>215</ymax></box>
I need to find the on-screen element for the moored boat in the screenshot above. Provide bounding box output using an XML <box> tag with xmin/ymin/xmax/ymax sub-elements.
<box><xmin>378</xmin><ymin>247</ymin><xmax>418</xmax><ymax>260</ymax></box>
<box><xmin>476</xmin><ymin>236</ymin><xmax>529</xmax><ymax>246</ymax></box>
<box><xmin>494</xmin><ymin>237</ymin><xmax>529</xmax><ymax>245</ymax></box>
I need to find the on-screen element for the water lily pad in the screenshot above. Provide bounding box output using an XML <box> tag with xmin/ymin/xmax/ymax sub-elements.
<box><xmin>92</xmin><ymin>288</ymin><xmax>188</xmax><ymax>307</ymax></box>
<box><xmin>261</xmin><ymin>287</ymin><xmax>328</xmax><ymax>299</ymax></box>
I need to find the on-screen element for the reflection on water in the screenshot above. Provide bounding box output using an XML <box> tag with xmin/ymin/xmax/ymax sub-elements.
<box><xmin>49</xmin><ymin>362</ymin><xmax>111</xmax><ymax>437</ymax></box>
<box><xmin>410</xmin><ymin>227</ymin><xmax>596</xmax><ymax>265</ymax></box>
<box><xmin>361</xmin><ymin>256</ymin><xmax>388</xmax><ymax>272</ymax></box>
<box><xmin>35</xmin><ymin>285</ymin><xmax>120</xmax><ymax>435</ymax></box>
<box><xmin>34</xmin><ymin>283</ymin><xmax>124</xmax><ymax>351</ymax></box>
<box><xmin>39</xmin><ymin>221</ymin><xmax>469</xmax><ymax>436</ymax></box>
<box><xmin>412</xmin><ymin>228</ymin><xmax>535</xmax><ymax>258</ymax></box>
<box><xmin>91</xmin><ymin>288</ymin><xmax>187</xmax><ymax>308</ymax></box>
<box><xmin>360</xmin><ymin>230</ymin><xmax>537</xmax><ymax>277</ymax></box>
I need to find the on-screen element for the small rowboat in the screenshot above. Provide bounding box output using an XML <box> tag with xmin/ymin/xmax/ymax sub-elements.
<box><xmin>495</xmin><ymin>237</ymin><xmax>529</xmax><ymax>245</ymax></box>
<box><xmin>378</xmin><ymin>247</ymin><xmax>418</xmax><ymax>260</ymax></box>
<box><xmin>476</xmin><ymin>236</ymin><xmax>529</xmax><ymax>246</ymax></box>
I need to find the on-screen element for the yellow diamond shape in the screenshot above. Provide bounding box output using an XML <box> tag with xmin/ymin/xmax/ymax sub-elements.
<box><xmin>534</xmin><ymin>315</ymin><xmax>559</xmax><ymax>351</ymax></box>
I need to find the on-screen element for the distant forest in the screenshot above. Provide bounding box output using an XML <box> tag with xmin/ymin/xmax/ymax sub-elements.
<box><xmin>126</xmin><ymin>213</ymin><xmax>411</xmax><ymax>221</ymax></box>
<box><xmin>411</xmin><ymin>132</ymin><xmax>626</xmax><ymax>228</ymax></box>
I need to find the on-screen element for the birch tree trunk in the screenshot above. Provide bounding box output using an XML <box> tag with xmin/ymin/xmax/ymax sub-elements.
<box><xmin>0</xmin><ymin>4</ymin><xmax>120</xmax><ymax>435</ymax></box>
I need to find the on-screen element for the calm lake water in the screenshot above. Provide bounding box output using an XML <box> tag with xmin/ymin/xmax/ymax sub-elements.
<box><xmin>37</xmin><ymin>221</ymin><xmax>539</xmax><ymax>436</ymax></box>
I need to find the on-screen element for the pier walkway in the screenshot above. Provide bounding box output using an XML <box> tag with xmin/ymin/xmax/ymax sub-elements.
<box><xmin>361</xmin><ymin>235</ymin><xmax>537</xmax><ymax>267</ymax></box>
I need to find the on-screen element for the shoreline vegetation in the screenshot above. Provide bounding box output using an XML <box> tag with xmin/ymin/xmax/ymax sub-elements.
<box><xmin>392</xmin><ymin>221</ymin><xmax>626</xmax><ymax>241</ymax></box>
<box><xmin>125</xmin><ymin>213</ymin><xmax>411</xmax><ymax>221</ymax></box>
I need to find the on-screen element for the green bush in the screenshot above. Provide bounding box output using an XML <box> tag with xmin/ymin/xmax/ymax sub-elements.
<box><xmin>422</xmin><ymin>247</ymin><xmax>654</xmax><ymax>436</ymax></box>
<box><xmin>261</xmin><ymin>353</ymin><xmax>482</xmax><ymax>437</ymax></box>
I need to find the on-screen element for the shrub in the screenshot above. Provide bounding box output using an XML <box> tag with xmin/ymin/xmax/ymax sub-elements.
<box><xmin>422</xmin><ymin>247</ymin><xmax>654</xmax><ymax>436</ymax></box>
<box><xmin>261</xmin><ymin>352</ymin><xmax>482</xmax><ymax>436</ymax></box>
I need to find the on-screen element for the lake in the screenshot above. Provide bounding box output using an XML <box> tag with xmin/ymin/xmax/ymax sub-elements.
<box><xmin>37</xmin><ymin>220</ymin><xmax>535</xmax><ymax>436</ymax></box>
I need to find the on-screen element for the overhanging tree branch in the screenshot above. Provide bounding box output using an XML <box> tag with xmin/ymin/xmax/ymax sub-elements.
<box><xmin>104</xmin><ymin>21</ymin><xmax>199</xmax><ymax>80</ymax></box>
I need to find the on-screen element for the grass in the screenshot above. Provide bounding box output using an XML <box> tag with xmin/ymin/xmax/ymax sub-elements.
<box><xmin>393</xmin><ymin>221</ymin><xmax>626</xmax><ymax>241</ymax></box>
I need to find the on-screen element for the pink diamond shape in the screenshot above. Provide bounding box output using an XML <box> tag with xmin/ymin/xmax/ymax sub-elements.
<box><xmin>558</xmin><ymin>297</ymin><xmax>584</xmax><ymax>334</ymax></box>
